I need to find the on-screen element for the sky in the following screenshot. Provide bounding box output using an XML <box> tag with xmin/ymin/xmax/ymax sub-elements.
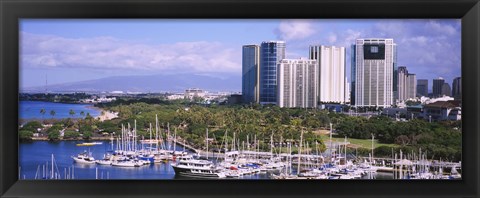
<box><xmin>20</xmin><ymin>19</ymin><xmax>461</xmax><ymax>91</ymax></box>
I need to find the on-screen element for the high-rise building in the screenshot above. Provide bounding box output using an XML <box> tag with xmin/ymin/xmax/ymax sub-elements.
<box><xmin>452</xmin><ymin>77</ymin><xmax>461</xmax><ymax>99</ymax></box>
<box><xmin>442</xmin><ymin>83</ymin><xmax>451</xmax><ymax>97</ymax></box>
<box><xmin>345</xmin><ymin>78</ymin><xmax>351</xmax><ymax>104</ymax></box>
<box><xmin>277</xmin><ymin>59</ymin><xmax>318</xmax><ymax>108</ymax></box>
<box><xmin>259</xmin><ymin>41</ymin><xmax>286</xmax><ymax>105</ymax></box>
<box><xmin>309</xmin><ymin>45</ymin><xmax>346</xmax><ymax>104</ymax></box>
<box><xmin>397</xmin><ymin>66</ymin><xmax>408</xmax><ymax>102</ymax></box>
<box><xmin>406</xmin><ymin>74</ymin><xmax>417</xmax><ymax>100</ymax></box>
<box><xmin>397</xmin><ymin>66</ymin><xmax>417</xmax><ymax>101</ymax></box>
<box><xmin>242</xmin><ymin>45</ymin><xmax>260</xmax><ymax>104</ymax></box>
<box><xmin>351</xmin><ymin>38</ymin><xmax>397</xmax><ymax>107</ymax></box>
<box><xmin>417</xmin><ymin>79</ymin><xmax>429</xmax><ymax>97</ymax></box>
<box><xmin>433</xmin><ymin>77</ymin><xmax>445</xmax><ymax>97</ymax></box>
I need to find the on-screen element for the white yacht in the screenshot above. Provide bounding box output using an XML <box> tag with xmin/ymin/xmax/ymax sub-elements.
<box><xmin>171</xmin><ymin>155</ymin><xmax>226</xmax><ymax>178</ymax></box>
<box><xmin>72</xmin><ymin>152</ymin><xmax>95</xmax><ymax>164</ymax></box>
<box><xmin>111</xmin><ymin>159</ymin><xmax>142</xmax><ymax>167</ymax></box>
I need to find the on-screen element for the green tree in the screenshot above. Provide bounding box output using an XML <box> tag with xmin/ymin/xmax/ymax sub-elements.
<box><xmin>69</xmin><ymin>109</ymin><xmax>76</xmax><ymax>118</ymax></box>
<box><xmin>19</xmin><ymin>130</ymin><xmax>34</xmax><ymax>141</ymax></box>
<box><xmin>48</xmin><ymin>130</ymin><xmax>60</xmax><ymax>141</ymax></box>
<box><xmin>80</xmin><ymin>111</ymin><xmax>85</xmax><ymax>117</ymax></box>
<box><xmin>79</xmin><ymin>124</ymin><xmax>94</xmax><ymax>140</ymax></box>
<box><xmin>50</xmin><ymin>110</ymin><xmax>56</xmax><ymax>118</ymax></box>
<box><xmin>64</xmin><ymin>130</ymin><xmax>80</xmax><ymax>139</ymax></box>
<box><xmin>40</xmin><ymin>108</ymin><xmax>46</xmax><ymax>120</ymax></box>
<box><xmin>22</xmin><ymin>121</ymin><xmax>43</xmax><ymax>131</ymax></box>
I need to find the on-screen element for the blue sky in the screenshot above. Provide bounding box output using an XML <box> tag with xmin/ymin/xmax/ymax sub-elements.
<box><xmin>20</xmin><ymin>19</ymin><xmax>461</xmax><ymax>91</ymax></box>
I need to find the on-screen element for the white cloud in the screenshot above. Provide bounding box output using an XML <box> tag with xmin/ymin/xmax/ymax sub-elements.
<box><xmin>275</xmin><ymin>20</ymin><xmax>315</xmax><ymax>41</ymax></box>
<box><xmin>425</xmin><ymin>20</ymin><xmax>457</xmax><ymax>36</ymax></box>
<box><xmin>328</xmin><ymin>33</ymin><xmax>337</xmax><ymax>44</ymax></box>
<box><xmin>20</xmin><ymin>32</ymin><xmax>241</xmax><ymax>74</ymax></box>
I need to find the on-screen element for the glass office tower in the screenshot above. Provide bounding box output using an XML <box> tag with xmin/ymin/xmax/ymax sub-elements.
<box><xmin>259</xmin><ymin>41</ymin><xmax>286</xmax><ymax>105</ymax></box>
<box><xmin>242</xmin><ymin>45</ymin><xmax>260</xmax><ymax>104</ymax></box>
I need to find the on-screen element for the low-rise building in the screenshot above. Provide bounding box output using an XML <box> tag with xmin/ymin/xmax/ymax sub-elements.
<box><xmin>166</xmin><ymin>94</ymin><xmax>185</xmax><ymax>100</ymax></box>
<box><xmin>423</xmin><ymin>101</ymin><xmax>461</xmax><ymax>121</ymax></box>
<box><xmin>184</xmin><ymin>88</ymin><xmax>207</xmax><ymax>100</ymax></box>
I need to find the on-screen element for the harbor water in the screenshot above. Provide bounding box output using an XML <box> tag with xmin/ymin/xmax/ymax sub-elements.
<box><xmin>20</xmin><ymin>101</ymin><xmax>101</xmax><ymax>121</ymax></box>
<box><xmin>19</xmin><ymin>140</ymin><xmax>276</xmax><ymax>179</ymax></box>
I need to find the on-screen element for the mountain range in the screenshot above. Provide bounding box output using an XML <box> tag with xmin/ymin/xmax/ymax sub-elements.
<box><xmin>22</xmin><ymin>73</ymin><xmax>242</xmax><ymax>93</ymax></box>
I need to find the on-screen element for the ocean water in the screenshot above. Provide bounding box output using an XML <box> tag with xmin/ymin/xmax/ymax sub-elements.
<box><xmin>20</xmin><ymin>101</ymin><xmax>101</xmax><ymax>120</ymax></box>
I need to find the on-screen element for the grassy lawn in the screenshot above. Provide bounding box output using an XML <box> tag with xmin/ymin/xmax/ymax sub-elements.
<box><xmin>319</xmin><ymin>134</ymin><xmax>396</xmax><ymax>149</ymax></box>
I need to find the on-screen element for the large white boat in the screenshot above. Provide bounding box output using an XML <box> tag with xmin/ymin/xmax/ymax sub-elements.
<box><xmin>72</xmin><ymin>152</ymin><xmax>95</xmax><ymax>164</ymax></box>
<box><xmin>171</xmin><ymin>155</ymin><xmax>226</xmax><ymax>178</ymax></box>
<box><xmin>111</xmin><ymin>159</ymin><xmax>142</xmax><ymax>167</ymax></box>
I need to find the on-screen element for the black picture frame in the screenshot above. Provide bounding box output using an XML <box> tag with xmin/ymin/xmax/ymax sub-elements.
<box><xmin>1</xmin><ymin>0</ymin><xmax>479</xmax><ymax>197</ymax></box>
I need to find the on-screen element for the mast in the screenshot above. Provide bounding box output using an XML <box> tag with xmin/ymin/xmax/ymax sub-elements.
<box><xmin>329</xmin><ymin>123</ymin><xmax>333</xmax><ymax>162</ymax></box>
<box><xmin>134</xmin><ymin>120</ymin><xmax>137</xmax><ymax>152</ymax></box>
<box><xmin>127</xmin><ymin>123</ymin><xmax>131</xmax><ymax>152</ymax></box>
<box><xmin>155</xmin><ymin>114</ymin><xmax>159</xmax><ymax>152</ymax></box>
<box><xmin>297</xmin><ymin>129</ymin><xmax>303</xmax><ymax>175</ymax></box>
<box><xmin>247</xmin><ymin>135</ymin><xmax>249</xmax><ymax>151</ymax></box>
<box><xmin>344</xmin><ymin>136</ymin><xmax>347</xmax><ymax>165</ymax></box>
<box><xmin>206</xmin><ymin>128</ymin><xmax>209</xmax><ymax>159</ymax></box>
<box><xmin>167</xmin><ymin>123</ymin><xmax>171</xmax><ymax>151</ymax></box>
<box><xmin>51</xmin><ymin>154</ymin><xmax>54</xmax><ymax>179</ymax></box>
<box><xmin>111</xmin><ymin>133</ymin><xmax>114</xmax><ymax>151</ymax></box>
<box><xmin>233</xmin><ymin>132</ymin><xmax>236</xmax><ymax>151</ymax></box>
<box><xmin>371</xmin><ymin>133</ymin><xmax>374</xmax><ymax>166</ymax></box>
<box><xmin>174</xmin><ymin>128</ymin><xmax>177</xmax><ymax>152</ymax></box>
<box><xmin>270</xmin><ymin>134</ymin><xmax>273</xmax><ymax>160</ymax></box>
<box><xmin>150</xmin><ymin>123</ymin><xmax>153</xmax><ymax>154</ymax></box>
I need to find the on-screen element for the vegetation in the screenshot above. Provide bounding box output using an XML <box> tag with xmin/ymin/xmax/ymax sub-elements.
<box><xmin>335</xmin><ymin>115</ymin><xmax>461</xmax><ymax>161</ymax></box>
<box><xmin>19</xmin><ymin>96</ymin><xmax>461</xmax><ymax>161</ymax></box>
<box><xmin>19</xmin><ymin>130</ymin><xmax>34</xmax><ymax>141</ymax></box>
<box><xmin>22</xmin><ymin>121</ymin><xmax>43</xmax><ymax>132</ymax></box>
<box><xmin>46</xmin><ymin>124</ymin><xmax>62</xmax><ymax>141</ymax></box>
<box><xmin>19</xmin><ymin>92</ymin><xmax>91</xmax><ymax>103</ymax></box>
<box><xmin>63</xmin><ymin>130</ymin><xmax>80</xmax><ymax>139</ymax></box>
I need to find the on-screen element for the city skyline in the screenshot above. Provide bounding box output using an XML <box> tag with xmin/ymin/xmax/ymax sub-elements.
<box><xmin>21</xmin><ymin>19</ymin><xmax>460</xmax><ymax>92</ymax></box>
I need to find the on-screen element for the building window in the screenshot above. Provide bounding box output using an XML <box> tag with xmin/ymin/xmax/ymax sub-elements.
<box><xmin>371</xmin><ymin>46</ymin><xmax>379</xmax><ymax>53</ymax></box>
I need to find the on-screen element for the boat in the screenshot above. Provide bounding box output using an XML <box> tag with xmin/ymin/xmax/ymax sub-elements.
<box><xmin>95</xmin><ymin>159</ymin><xmax>112</xmax><ymax>165</ymax></box>
<box><xmin>76</xmin><ymin>142</ymin><xmax>103</xmax><ymax>146</ymax></box>
<box><xmin>111</xmin><ymin>160</ymin><xmax>142</xmax><ymax>167</ymax></box>
<box><xmin>171</xmin><ymin>155</ymin><xmax>226</xmax><ymax>178</ymax></box>
<box><xmin>72</xmin><ymin>152</ymin><xmax>95</xmax><ymax>164</ymax></box>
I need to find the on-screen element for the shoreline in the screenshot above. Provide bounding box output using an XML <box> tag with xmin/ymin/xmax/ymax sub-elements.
<box><xmin>20</xmin><ymin>100</ymin><xmax>118</xmax><ymax>122</ymax></box>
<box><xmin>32</xmin><ymin>136</ymin><xmax>114</xmax><ymax>141</ymax></box>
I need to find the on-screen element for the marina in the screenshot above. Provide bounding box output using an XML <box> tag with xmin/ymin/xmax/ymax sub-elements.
<box><xmin>19</xmin><ymin>125</ymin><xmax>460</xmax><ymax>180</ymax></box>
<box><xmin>18</xmin><ymin>102</ymin><xmax>461</xmax><ymax>180</ymax></box>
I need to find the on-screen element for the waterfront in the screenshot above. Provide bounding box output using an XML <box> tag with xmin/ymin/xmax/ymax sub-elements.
<box><xmin>19</xmin><ymin>140</ymin><xmax>396</xmax><ymax>180</ymax></box>
<box><xmin>18</xmin><ymin>141</ymin><xmax>275</xmax><ymax>180</ymax></box>
<box><xmin>20</xmin><ymin>101</ymin><xmax>101</xmax><ymax>120</ymax></box>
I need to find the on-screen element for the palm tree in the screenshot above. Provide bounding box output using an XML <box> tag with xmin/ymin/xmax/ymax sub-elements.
<box><xmin>69</xmin><ymin>109</ymin><xmax>75</xmax><ymax>118</ymax></box>
<box><xmin>40</xmin><ymin>108</ymin><xmax>46</xmax><ymax>119</ymax></box>
<box><xmin>80</xmin><ymin>111</ymin><xmax>85</xmax><ymax>117</ymax></box>
<box><xmin>50</xmin><ymin>110</ymin><xmax>56</xmax><ymax>118</ymax></box>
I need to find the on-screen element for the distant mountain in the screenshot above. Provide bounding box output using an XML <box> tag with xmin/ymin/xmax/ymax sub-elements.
<box><xmin>23</xmin><ymin>73</ymin><xmax>242</xmax><ymax>93</ymax></box>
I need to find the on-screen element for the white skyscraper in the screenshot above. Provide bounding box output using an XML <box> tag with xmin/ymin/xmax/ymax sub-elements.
<box><xmin>397</xmin><ymin>66</ymin><xmax>408</xmax><ymax>102</ymax></box>
<box><xmin>309</xmin><ymin>45</ymin><xmax>346</xmax><ymax>104</ymax></box>
<box><xmin>352</xmin><ymin>38</ymin><xmax>397</xmax><ymax>107</ymax></box>
<box><xmin>277</xmin><ymin>59</ymin><xmax>318</xmax><ymax>108</ymax></box>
